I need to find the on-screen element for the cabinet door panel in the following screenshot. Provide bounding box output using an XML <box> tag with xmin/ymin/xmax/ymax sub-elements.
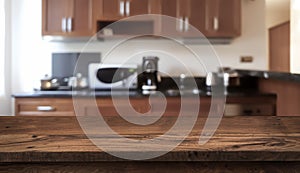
<box><xmin>178</xmin><ymin>0</ymin><xmax>189</xmax><ymax>17</ymax></box>
<box><xmin>95</xmin><ymin>0</ymin><xmax>154</xmax><ymax>21</ymax></box>
<box><xmin>161</xmin><ymin>0</ymin><xmax>177</xmax><ymax>17</ymax></box>
<box><xmin>15</xmin><ymin>98</ymin><xmax>75</xmax><ymax>116</ymax></box>
<box><xmin>160</xmin><ymin>0</ymin><xmax>206</xmax><ymax>37</ymax></box>
<box><xmin>189</xmin><ymin>0</ymin><xmax>206</xmax><ymax>35</ymax></box>
<box><xmin>84</xmin><ymin>98</ymin><xmax>151</xmax><ymax>116</ymax></box>
<box><xmin>160</xmin><ymin>0</ymin><xmax>182</xmax><ymax>36</ymax></box>
<box><xmin>128</xmin><ymin>0</ymin><xmax>149</xmax><ymax>16</ymax></box>
<box><xmin>269</xmin><ymin>22</ymin><xmax>290</xmax><ymax>72</ymax></box>
<box><xmin>85</xmin><ymin>98</ymin><xmax>211</xmax><ymax>117</ymax></box>
<box><xmin>205</xmin><ymin>0</ymin><xmax>241</xmax><ymax>37</ymax></box>
<box><xmin>42</xmin><ymin>0</ymin><xmax>94</xmax><ymax>36</ymax></box>
<box><xmin>217</xmin><ymin>0</ymin><xmax>241</xmax><ymax>36</ymax></box>
<box><xmin>43</xmin><ymin>0</ymin><xmax>70</xmax><ymax>35</ymax></box>
<box><xmin>72</xmin><ymin>0</ymin><xmax>94</xmax><ymax>36</ymax></box>
<box><xmin>102</xmin><ymin>0</ymin><xmax>124</xmax><ymax>20</ymax></box>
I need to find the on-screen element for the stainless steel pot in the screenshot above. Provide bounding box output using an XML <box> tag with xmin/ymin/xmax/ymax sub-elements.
<box><xmin>40</xmin><ymin>75</ymin><xmax>60</xmax><ymax>90</ymax></box>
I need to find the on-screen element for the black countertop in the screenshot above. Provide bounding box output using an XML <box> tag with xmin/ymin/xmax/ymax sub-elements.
<box><xmin>236</xmin><ymin>69</ymin><xmax>300</xmax><ymax>82</ymax></box>
<box><xmin>12</xmin><ymin>89</ymin><xmax>276</xmax><ymax>98</ymax></box>
<box><xmin>14</xmin><ymin>69</ymin><xmax>299</xmax><ymax>98</ymax></box>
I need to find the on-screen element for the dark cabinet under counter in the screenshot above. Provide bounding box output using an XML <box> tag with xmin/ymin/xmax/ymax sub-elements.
<box><xmin>13</xmin><ymin>91</ymin><xmax>276</xmax><ymax>116</ymax></box>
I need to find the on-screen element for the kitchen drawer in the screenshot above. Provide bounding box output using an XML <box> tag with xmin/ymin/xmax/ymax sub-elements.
<box><xmin>85</xmin><ymin>98</ymin><xmax>150</xmax><ymax>116</ymax></box>
<box><xmin>84</xmin><ymin>97</ymin><xmax>212</xmax><ymax>117</ymax></box>
<box><xmin>224</xmin><ymin>104</ymin><xmax>275</xmax><ymax>116</ymax></box>
<box><xmin>225</xmin><ymin>95</ymin><xmax>277</xmax><ymax>116</ymax></box>
<box><xmin>15</xmin><ymin>98</ymin><xmax>75</xmax><ymax>116</ymax></box>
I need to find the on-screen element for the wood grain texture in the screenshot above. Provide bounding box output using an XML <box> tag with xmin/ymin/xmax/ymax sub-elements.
<box><xmin>42</xmin><ymin>0</ymin><xmax>94</xmax><ymax>36</ymax></box>
<box><xmin>15</xmin><ymin>95</ymin><xmax>276</xmax><ymax>117</ymax></box>
<box><xmin>205</xmin><ymin>0</ymin><xmax>241</xmax><ymax>37</ymax></box>
<box><xmin>15</xmin><ymin>98</ymin><xmax>75</xmax><ymax>116</ymax></box>
<box><xmin>0</xmin><ymin>162</ymin><xmax>299</xmax><ymax>173</ymax></box>
<box><xmin>259</xmin><ymin>78</ymin><xmax>300</xmax><ymax>116</ymax></box>
<box><xmin>0</xmin><ymin>116</ymin><xmax>299</xmax><ymax>163</ymax></box>
<box><xmin>269</xmin><ymin>21</ymin><xmax>290</xmax><ymax>72</ymax></box>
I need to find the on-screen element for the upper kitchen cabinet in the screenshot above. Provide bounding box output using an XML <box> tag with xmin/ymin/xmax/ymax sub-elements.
<box><xmin>205</xmin><ymin>0</ymin><xmax>241</xmax><ymax>38</ymax></box>
<box><xmin>93</xmin><ymin>0</ymin><xmax>123</xmax><ymax>21</ymax></box>
<box><xmin>160</xmin><ymin>0</ymin><xmax>206</xmax><ymax>37</ymax></box>
<box><xmin>42</xmin><ymin>0</ymin><xmax>94</xmax><ymax>37</ymax></box>
<box><xmin>160</xmin><ymin>0</ymin><xmax>241</xmax><ymax>38</ymax></box>
<box><xmin>93</xmin><ymin>0</ymin><xmax>160</xmax><ymax>21</ymax></box>
<box><xmin>94</xmin><ymin>0</ymin><xmax>161</xmax><ymax>37</ymax></box>
<box><xmin>42</xmin><ymin>0</ymin><xmax>241</xmax><ymax>39</ymax></box>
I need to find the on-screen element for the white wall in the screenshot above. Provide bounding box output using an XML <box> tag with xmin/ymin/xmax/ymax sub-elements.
<box><xmin>1</xmin><ymin>0</ymin><xmax>267</xmax><ymax>115</ymax></box>
<box><xmin>266</xmin><ymin>0</ymin><xmax>290</xmax><ymax>28</ymax></box>
<box><xmin>0</xmin><ymin>0</ymin><xmax>11</xmax><ymax>116</ymax></box>
<box><xmin>265</xmin><ymin>0</ymin><xmax>290</xmax><ymax>71</ymax></box>
<box><xmin>212</xmin><ymin>0</ymin><xmax>267</xmax><ymax>71</ymax></box>
<box><xmin>291</xmin><ymin>0</ymin><xmax>300</xmax><ymax>73</ymax></box>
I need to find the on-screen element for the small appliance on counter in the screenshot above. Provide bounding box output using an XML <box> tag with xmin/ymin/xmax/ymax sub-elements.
<box><xmin>205</xmin><ymin>67</ymin><xmax>234</xmax><ymax>94</ymax></box>
<box><xmin>67</xmin><ymin>73</ymin><xmax>89</xmax><ymax>89</ymax></box>
<box><xmin>51</xmin><ymin>52</ymin><xmax>100</xmax><ymax>89</ymax></box>
<box><xmin>141</xmin><ymin>56</ymin><xmax>161</xmax><ymax>94</ymax></box>
<box><xmin>40</xmin><ymin>74</ymin><xmax>60</xmax><ymax>90</ymax></box>
<box><xmin>39</xmin><ymin>73</ymin><xmax>89</xmax><ymax>91</ymax></box>
<box><xmin>205</xmin><ymin>67</ymin><xmax>259</xmax><ymax>93</ymax></box>
<box><xmin>88</xmin><ymin>63</ymin><xmax>138</xmax><ymax>90</ymax></box>
<box><xmin>218</xmin><ymin>67</ymin><xmax>240</xmax><ymax>87</ymax></box>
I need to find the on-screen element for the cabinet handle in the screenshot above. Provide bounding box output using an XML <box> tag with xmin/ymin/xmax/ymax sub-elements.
<box><xmin>61</xmin><ymin>17</ymin><xmax>67</xmax><ymax>32</ymax></box>
<box><xmin>125</xmin><ymin>1</ymin><xmax>130</xmax><ymax>16</ymax></box>
<box><xmin>120</xmin><ymin>1</ymin><xmax>125</xmax><ymax>16</ymax></box>
<box><xmin>177</xmin><ymin>17</ymin><xmax>184</xmax><ymax>32</ymax></box>
<box><xmin>37</xmin><ymin>106</ymin><xmax>56</xmax><ymax>112</ymax></box>
<box><xmin>184</xmin><ymin>17</ymin><xmax>189</xmax><ymax>32</ymax></box>
<box><xmin>67</xmin><ymin>17</ymin><xmax>72</xmax><ymax>32</ymax></box>
<box><xmin>213</xmin><ymin>17</ymin><xmax>219</xmax><ymax>31</ymax></box>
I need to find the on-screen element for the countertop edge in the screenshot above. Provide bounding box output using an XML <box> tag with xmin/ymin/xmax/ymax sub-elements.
<box><xmin>0</xmin><ymin>150</ymin><xmax>299</xmax><ymax>162</ymax></box>
<box><xmin>236</xmin><ymin>69</ymin><xmax>300</xmax><ymax>83</ymax></box>
<box><xmin>11</xmin><ymin>91</ymin><xmax>277</xmax><ymax>98</ymax></box>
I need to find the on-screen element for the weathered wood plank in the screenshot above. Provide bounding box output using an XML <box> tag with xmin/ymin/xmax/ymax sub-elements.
<box><xmin>0</xmin><ymin>116</ymin><xmax>299</xmax><ymax>162</ymax></box>
<box><xmin>0</xmin><ymin>162</ymin><xmax>299</xmax><ymax>173</ymax></box>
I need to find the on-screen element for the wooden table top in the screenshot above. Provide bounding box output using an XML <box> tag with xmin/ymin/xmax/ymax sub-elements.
<box><xmin>0</xmin><ymin>116</ymin><xmax>299</xmax><ymax>162</ymax></box>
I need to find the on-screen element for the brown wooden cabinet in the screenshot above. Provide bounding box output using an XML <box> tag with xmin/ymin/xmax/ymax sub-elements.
<box><xmin>42</xmin><ymin>0</ymin><xmax>94</xmax><ymax>37</ymax></box>
<box><xmin>93</xmin><ymin>0</ymin><xmax>161</xmax><ymax>37</ymax></box>
<box><xmin>15</xmin><ymin>98</ymin><xmax>75</xmax><ymax>116</ymax></box>
<box><xmin>188</xmin><ymin>0</ymin><xmax>207</xmax><ymax>36</ymax></box>
<box><xmin>160</xmin><ymin>0</ymin><xmax>206</xmax><ymax>37</ymax></box>
<box><xmin>259</xmin><ymin>78</ymin><xmax>300</xmax><ymax>116</ymax></box>
<box><xmin>15</xmin><ymin>97</ymin><xmax>210</xmax><ymax>117</ymax></box>
<box><xmin>93</xmin><ymin>0</ymin><xmax>159</xmax><ymax>21</ymax></box>
<box><xmin>93</xmin><ymin>0</ymin><xmax>123</xmax><ymax>21</ymax></box>
<box><xmin>269</xmin><ymin>22</ymin><xmax>290</xmax><ymax>72</ymax></box>
<box><xmin>83</xmin><ymin>97</ymin><xmax>211</xmax><ymax>117</ymax></box>
<box><xmin>42</xmin><ymin>0</ymin><xmax>241</xmax><ymax>38</ymax></box>
<box><xmin>205</xmin><ymin>0</ymin><xmax>241</xmax><ymax>38</ymax></box>
<box><xmin>15</xmin><ymin>95</ymin><xmax>276</xmax><ymax>117</ymax></box>
<box><xmin>126</xmin><ymin>0</ymin><xmax>152</xmax><ymax>16</ymax></box>
<box><xmin>148</xmin><ymin>0</ymin><xmax>241</xmax><ymax>38</ymax></box>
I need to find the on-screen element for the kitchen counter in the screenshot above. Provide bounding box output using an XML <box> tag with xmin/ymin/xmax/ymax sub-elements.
<box><xmin>0</xmin><ymin>116</ymin><xmax>299</xmax><ymax>172</ymax></box>
<box><xmin>12</xmin><ymin>89</ymin><xmax>276</xmax><ymax>98</ymax></box>
<box><xmin>237</xmin><ymin>69</ymin><xmax>300</xmax><ymax>82</ymax></box>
